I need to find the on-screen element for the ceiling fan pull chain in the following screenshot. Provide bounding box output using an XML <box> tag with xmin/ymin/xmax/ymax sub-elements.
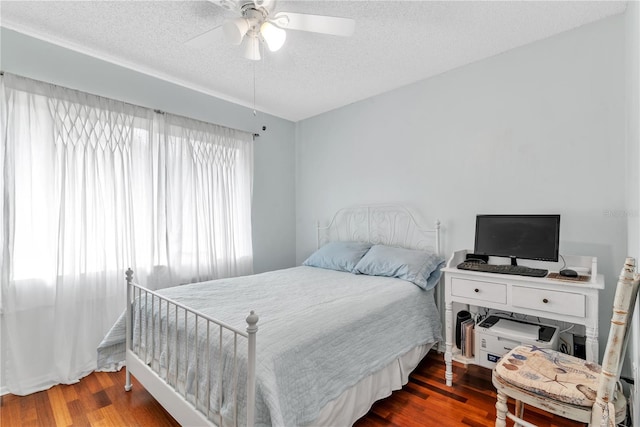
<box><xmin>253</xmin><ymin>60</ymin><xmax>257</xmax><ymax>116</ymax></box>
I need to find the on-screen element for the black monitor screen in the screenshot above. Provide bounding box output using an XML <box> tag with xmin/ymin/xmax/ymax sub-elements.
<box><xmin>474</xmin><ymin>215</ymin><xmax>560</xmax><ymax>262</ymax></box>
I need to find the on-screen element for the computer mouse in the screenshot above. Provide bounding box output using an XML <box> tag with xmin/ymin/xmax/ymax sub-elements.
<box><xmin>559</xmin><ymin>269</ymin><xmax>578</xmax><ymax>278</ymax></box>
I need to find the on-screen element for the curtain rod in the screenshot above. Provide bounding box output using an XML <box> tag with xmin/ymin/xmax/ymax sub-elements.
<box><xmin>1</xmin><ymin>70</ymin><xmax>261</xmax><ymax>139</ymax></box>
<box><xmin>153</xmin><ymin>108</ymin><xmax>261</xmax><ymax>139</ymax></box>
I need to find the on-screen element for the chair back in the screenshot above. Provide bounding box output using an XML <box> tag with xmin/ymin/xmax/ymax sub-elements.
<box><xmin>592</xmin><ymin>257</ymin><xmax>640</xmax><ymax>425</ymax></box>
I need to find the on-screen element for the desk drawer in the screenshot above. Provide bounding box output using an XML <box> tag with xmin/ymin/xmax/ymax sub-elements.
<box><xmin>451</xmin><ymin>278</ymin><xmax>506</xmax><ymax>304</ymax></box>
<box><xmin>512</xmin><ymin>286</ymin><xmax>585</xmax><ymax>317</ymax></box>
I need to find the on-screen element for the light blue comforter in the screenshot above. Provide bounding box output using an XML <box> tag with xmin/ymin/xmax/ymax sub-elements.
<box><xmin>99</xmin><ymin>266</ymin><xmax>442</xmax><ymax>426</ymax></box>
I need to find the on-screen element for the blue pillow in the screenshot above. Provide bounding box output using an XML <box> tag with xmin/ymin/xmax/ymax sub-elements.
<box><xmin>353</xmin><ymin>245</ymin><xmax>445</xmax><ymax>290</ymax></box>
<box><xmin>303</xmin><ymin>241</ymin><xmax>373</xmax><ymax>273</ymax></box>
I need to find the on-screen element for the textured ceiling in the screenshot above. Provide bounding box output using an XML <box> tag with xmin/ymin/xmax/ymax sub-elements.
<box><xmin>0</xmin><ymin>0</ymin><xmax>628</xmax><ymax>122</ymax></box>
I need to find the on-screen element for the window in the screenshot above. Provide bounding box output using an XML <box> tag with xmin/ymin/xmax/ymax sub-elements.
<box><xmin>0</xmin><ymin>73</ymin><xmax>254</xmax><ymax>395</ymax></box>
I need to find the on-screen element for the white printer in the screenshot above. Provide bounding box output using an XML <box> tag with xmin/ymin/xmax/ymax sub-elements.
<box><xmin>474</xmin><ymin>315</ymin><xmax>559</xmax><ymax>369</ymax></box>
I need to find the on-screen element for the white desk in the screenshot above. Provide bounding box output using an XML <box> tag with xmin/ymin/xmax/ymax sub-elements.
<box><xmin>441</xmin><ymin>250</ymin><xmax>604</xmax><ymax>387</ymax></box>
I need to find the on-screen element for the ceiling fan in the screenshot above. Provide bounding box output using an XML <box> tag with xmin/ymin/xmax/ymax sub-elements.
<box><xmin>187</xmin><ymin>0</ymin><xmax>356</xmax><ymax>60</ymax></box>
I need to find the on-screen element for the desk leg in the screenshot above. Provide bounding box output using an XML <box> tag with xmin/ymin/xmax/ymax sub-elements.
<box><xmin>585</xmin><ymin>325</ymin><xmax>599</xmax><ymax>363</ymax></box>
<box><xmin>444</xmin><ymin>300</ymin><xmax>453</xmax><ymax>386</ymax></box>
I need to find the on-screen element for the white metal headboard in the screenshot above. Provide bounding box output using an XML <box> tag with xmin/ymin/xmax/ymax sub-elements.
<box><xmin>317</xmin><ymin>205</ymin><xmax>441</xmax><ymax>254</ymax></box>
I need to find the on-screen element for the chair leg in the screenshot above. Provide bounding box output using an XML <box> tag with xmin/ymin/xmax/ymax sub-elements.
<box><xmin>496</xmin><ymin>391</ymin><xmax>508</xmax><ymax>427</ymax></box>
<box><xmin>515</xmin><ymin>400</ymin><xmax>525</xmax><ymax>426</ymax></box>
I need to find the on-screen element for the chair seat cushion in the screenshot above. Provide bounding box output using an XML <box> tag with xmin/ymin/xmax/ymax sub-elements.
<box><xmin>494</xmin><ymin>345</ymin><xmax>601</xmax><ymax>407</ymax></box>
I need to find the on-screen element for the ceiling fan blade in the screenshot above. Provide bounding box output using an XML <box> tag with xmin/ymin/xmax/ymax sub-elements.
<box><xmin>273</xmin><ymin>12</ymin><xmax>355</xmax><ymax>37</ymax></box>
<box><xmin>185</xmin><ymin>25</ymin><xmax>224</xmax><ymax>49</ymax></box>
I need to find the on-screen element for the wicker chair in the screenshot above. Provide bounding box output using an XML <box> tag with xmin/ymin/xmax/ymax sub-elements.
<box><xmin>492</xmin><ymin>257</ymin><xmax>639</xmax><ymax>427</ymax></box>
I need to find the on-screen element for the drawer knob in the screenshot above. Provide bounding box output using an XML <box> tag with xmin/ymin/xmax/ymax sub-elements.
<box><xmin>474</xmin><ymin>288</ymin><xmax>479</xmax><ymax>293</ymax></box>
<box><xmin>542</xmin><ymin>298</ymin><xmax>549</xmax><ymax>304</ymax></box>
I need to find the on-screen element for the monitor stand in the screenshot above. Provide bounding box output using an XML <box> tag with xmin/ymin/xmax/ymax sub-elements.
<box><xmin>510</xmin><ymin>256</ymin><xmax>518</xmax><ymax>266</ymax></box>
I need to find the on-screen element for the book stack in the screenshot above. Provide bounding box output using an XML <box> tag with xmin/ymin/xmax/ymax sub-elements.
<box><xmin>460</xmin><ymin>318</ymin><xmax>475</xmax><ymax>358</ymax></box>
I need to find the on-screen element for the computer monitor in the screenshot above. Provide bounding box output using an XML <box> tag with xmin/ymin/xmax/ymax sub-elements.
<box><xmin>474</xmin><ymin>214</ymin><xmax>560</xmax><ymax>265</ymax></box>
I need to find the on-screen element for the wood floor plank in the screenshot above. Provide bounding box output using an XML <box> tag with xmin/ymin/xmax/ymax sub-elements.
<box><xmin>85</xmin><ymin>406</ymin><xmax>107</xmax><ymax>426</ymax></box>
<box><xmin>75</xmin><ymin>378</ymin><xmax>107</xmax><ymax>415</ymax></box>
<box><xmin>19</xmin><ymin>392</ymin><xmax>38</xmax><ymax>425</ymax></box>
<box><xmin>83</xmin><ymin>372</ymin><xmax>105</xmax><ymax>395</ymax></box>
<box><xmin>0</xmin><ymin>394</ymin><xmax>22</xmax><ymax>427</ymax></box>
<box><xmin>93</xmin><ymin>371</ymin><xmax>115</xmax><ymax>392</ymax></box>
<box><xmin>65</xmin><ymin>398</ymin><xmax>90</xmax><ymax>426</ymax></box>
<box><xmin>1</xmin><ymin>351</ymin><xmax>588</xmax><ymax>427</ymax></box>
<box><xmin>85</xmin><ymin>404</ymin><xmax>130</xmax><ymax>427</ymax></box>
<box><xmin>34</xmin><ymin>391</ymin><xmax>56</xmax><ymax>426</ymax></box>
<box><xmin>46</xmin><ymin>386</ymin><xmax>73</xmax><ymax>427</ymax></box>
<box><xmin>59</xmin><ymin>383</ymin><xmax>78</xmax><ymax>404</ymax></box>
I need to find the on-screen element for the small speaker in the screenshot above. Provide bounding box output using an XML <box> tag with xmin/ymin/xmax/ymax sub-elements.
<box><xmin>456</xmin><ymin>310</ymin><xmax>472</xmax><ymax>349</ymax></box>
<box><xmin>466</xmin><ymin>253</ymin><xmax>489</xmax><ymax>263</ymax></box>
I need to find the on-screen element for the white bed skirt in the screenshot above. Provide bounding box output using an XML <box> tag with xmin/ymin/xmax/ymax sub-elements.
<box><xmin>309</xmin><ymin>343</ymin><xmax>434</xmax><ymax>427</ymax></box>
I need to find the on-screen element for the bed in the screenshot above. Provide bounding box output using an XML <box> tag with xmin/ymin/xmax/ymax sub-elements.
<box><xmin>117</xmin><ymin>205</ymin><xmax>444</xmax><ymax>427</ymax></box>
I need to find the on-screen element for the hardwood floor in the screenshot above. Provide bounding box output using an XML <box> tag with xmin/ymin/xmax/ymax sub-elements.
<box><xmin>1</xmin><ymin>351</ymin><xmax>585</xmax><ymax>427</ymax></box>
<box><xmin>355</xmin><ymin>352</ymin><xmax>584</xmax><ymax>427</ymax></box>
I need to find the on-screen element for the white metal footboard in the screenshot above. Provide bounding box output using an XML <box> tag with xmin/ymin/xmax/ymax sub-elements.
<box><xmin>124</xmin><ymin>269</ymin><xmax>258</xmax><ymax>427</ymax></box>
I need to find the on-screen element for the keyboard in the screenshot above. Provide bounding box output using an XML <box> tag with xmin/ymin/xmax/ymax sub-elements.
<box><xmin>456</xmin><ymin>261</ymin><xmax>548</xmax><ymax>278</ymax></box>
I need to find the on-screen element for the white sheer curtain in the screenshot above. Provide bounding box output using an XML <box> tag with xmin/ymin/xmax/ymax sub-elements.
<box><xmin>161</xmin><ymin>114</ymin><xmax>254</xmax><ymax>283</ymax></box>
<box><xmin>0</xmin><ymin>73</ymin><xmax>253</xmax><ymax>395</ymax></box>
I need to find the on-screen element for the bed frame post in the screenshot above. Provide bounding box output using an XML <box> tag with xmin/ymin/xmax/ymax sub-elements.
<box><xmin>246</xmin><ymin>310</ymin><xmax>259</xmax><ymax>427</ymax></box>
<box><xmin>124</xmin><ymin>268</ymin><xmax>133</xmax><ymax>392</ymax></box>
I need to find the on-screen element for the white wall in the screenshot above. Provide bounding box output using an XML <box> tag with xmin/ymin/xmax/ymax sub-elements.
<box><xmin>296</xmin><ymin>15</ymin><xmax>626</xmax><ymax>362</ymax></box>
<box><xmin>0</xmin><ymin>28</ymin><xmax>298</xmax><ymax>274</ymax></box>
<box><xmin>625</xmin><ymin>0</ymin><xmax>640</xmax><ymax>423</ymax></box>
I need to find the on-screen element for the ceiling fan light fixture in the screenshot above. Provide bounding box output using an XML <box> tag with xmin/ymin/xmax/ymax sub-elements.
<box><xmin>190</xmin><ymin>2</ymin><xmax>357</xmax><ymax>61</ymax></box>
<box><xmin>260</xmin><ymin>21</ymin><xmax>286</xmax><ymax>52</ymax></box>
<box><xmin>243</xmin><ymin>35</ymin><xmax>261</xmax><ymax>60</ymax></box>
<box><xmin>223</xmin><ymin>18</ymin><xmax>250</xmax><ymax>45</ymax></box>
